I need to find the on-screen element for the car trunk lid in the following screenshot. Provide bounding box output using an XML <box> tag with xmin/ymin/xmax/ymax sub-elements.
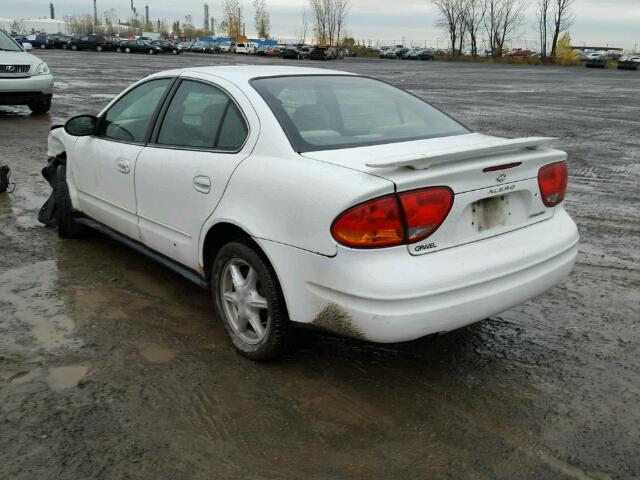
<box><xmin>301</xmin><ymin>133</ymin><xmax>567</xmax><ymax>255</ymax></box>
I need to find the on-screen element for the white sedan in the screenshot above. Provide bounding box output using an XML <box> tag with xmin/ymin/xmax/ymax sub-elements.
<box><xmin>47</xmin><ymin>66</ymin><xmax>579</xmax><ymax>360</ymax></box>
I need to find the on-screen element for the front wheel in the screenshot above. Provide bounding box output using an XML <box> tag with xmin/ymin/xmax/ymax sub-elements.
<box><xmin>71</xmin><ymin>44</ymin><xmax>78</xmax><ymax>51</ymax></box>
<box><xmin>172</xmin><ymin>49</ymin><xmax>178</xmax><ymax>55</ymax></box>
<box><xmin>55</xmin><ymin>165</ymin><xmax>88</xmax><ymax>238</ymax></box>
<box><xmin>96</xmin><ymin>45</ymin><xmax>103</xmax><ymax>52</ymax></box>
<box><xmin>148</xmin><ymin>49</ymin><xmax>155</xmax><ymax>55</ymax></box>
<box><xmin>125</xmin><ymin>47</ymin><xmax>131</xmax><ymax>53</ymax></box>
<box><xmin>28</xmin><ymin>98</ymin><xmax>51</xmax><ymax>114</ymax></box>
<box><xmin>212</xmin><ymin>241</ymin><xmax>291</xmax><ymax>360</ymax></box>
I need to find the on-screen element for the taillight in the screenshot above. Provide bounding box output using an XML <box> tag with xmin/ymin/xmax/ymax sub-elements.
<box><xmin>331</xmin><ymin>195</ymin><xmax>404</xmax><ymax>248</ymax></box>
<box><xmin>538</xmin><ymin>161</ymin><xmax>568</xmax><ymax>207</ymax></box>
<box><xmin>331</xmin><ymin>187</ymin><xmax>453</xmax><ymax>248</ymax></box>
<box><xmin>398</xmin><ymin>187</ymin><xmax>454</xmax><ymax>242</ymax></box>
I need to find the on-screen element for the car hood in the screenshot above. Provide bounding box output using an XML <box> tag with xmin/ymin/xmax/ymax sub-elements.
<box><xmin>0</xmin><ymin>51</ymin><xmax>42</xmax><ymax>67</ymax></box>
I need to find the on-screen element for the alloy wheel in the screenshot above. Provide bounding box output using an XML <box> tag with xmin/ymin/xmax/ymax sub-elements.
<box><xmin>220</xmin><ymin>259</ymin><xmax>269</xmax><ymax>345</ymax></box>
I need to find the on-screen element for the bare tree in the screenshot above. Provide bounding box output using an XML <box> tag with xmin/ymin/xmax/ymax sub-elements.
<box><xmin>550</xmin><ymin>0</ymin><xmax>575</xmax><ymax>57</ymax></box>
<box><xmin>253</xmin><ymin>0</ymin><xmax>271</xmax><ymax>39</ymax></box>
<box><xmin>309</xmin><ymin>0</ymin><xmax>350</xmax><ymax>46</ymax></box>
<box><xmin>537</xmin><ymin>0</ymin><xmax>551</xmax><ymax>58</ymax></box>
<box><xmin>332</xmin><ymin>0</ymin><xmax>350</xmax><ymax>47</ymax></box>
<box><xmin>223</xmin><ymin>0</ymin><xmax>242</xmax><ymax>38</ymax></box>
<box><xmin>483</xmin><ymin>0</ymin><xmax>525</xmax><ymax>57</ymax></box>
<box><xmin>432</xmin><ymin>0</ymin><xmax>464</xmax><ymax>54</ymax></box>
<box><xmin>296</xmin><ymin>8</ymin><xmax>311</xmax><ymax>43</ymax></box>
<box><xmin>462</xmin><ymin>0</ymin><xmax>486</xmax><ymax>56</ymax></box>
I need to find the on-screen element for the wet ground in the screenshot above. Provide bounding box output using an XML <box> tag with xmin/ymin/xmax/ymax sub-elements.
<box><xmin>1</xmin><ymin>51</ymin><xmax>638</xmax><ymax>479</ymax></box>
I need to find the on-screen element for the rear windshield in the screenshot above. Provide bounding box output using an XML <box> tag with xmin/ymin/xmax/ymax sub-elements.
<box><xmin>251</xmin><ymin>75</ymin><xmax>469</xmax><ymax>152</ymax></box>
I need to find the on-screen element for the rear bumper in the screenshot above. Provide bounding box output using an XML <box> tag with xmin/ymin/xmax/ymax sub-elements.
<box><xmin>0</xmin><ymin>75</ymin><xmax>54</xmax><ymax>104</ymax></box>
<box><xmin>258</xmin><ymin>208</ymin><xmax>579</xmax><ymax>343</ymax></box>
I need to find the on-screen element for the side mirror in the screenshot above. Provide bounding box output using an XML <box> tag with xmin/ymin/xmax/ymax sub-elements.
<box><xmin>65</xmin><ymin>115</ymin><xmax>98</xmax><ymax>136</ymax></box>
<box><xmin>22</xmin><ymin>42</ymin><xmax>33</xmax><ymax>51</ymax></box>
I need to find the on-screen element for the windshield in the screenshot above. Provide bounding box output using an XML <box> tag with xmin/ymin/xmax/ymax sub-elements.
<box><xmin>0</xmin><ymin>30</ymin><xmax>23</xmax><ymax>52</ymax></box>
<box><xmin>251</xmin><ymin>75</ymin><xmax>469</xmax><ymax>152</ymax></box>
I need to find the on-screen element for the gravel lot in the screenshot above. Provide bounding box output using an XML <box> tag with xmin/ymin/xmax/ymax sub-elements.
<box><xmin>1</xmin><ymin>51</ymin><xmax>638</xmax><ymax>480</ymax></box>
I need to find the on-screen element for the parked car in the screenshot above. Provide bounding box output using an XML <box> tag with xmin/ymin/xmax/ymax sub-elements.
<box><xmin>219</xmin><ymin>41</ymin><xmax>235</xmax><ymax>53</ymax></box>
<box><xmin>235</xmin><ymin>42</ymin><xmax>257</xmax><ymax>54</ymax></box>
<box><xmin>402</xmin><ymin>48</ymin><xmax>420</xmax><ymax>59</ymax></box>
<box><xmin>618</xmin><ymin>55</ymin><xmax>640</xmax><ymax>70</ymax></box>
<box><xmin>67</xmin><ymin>34</ymin><xmax>115</xmax><ymax>52</ymax></box>
<box><xmin>0</xmin><ymin>29</ymin><xmax>53</xmax><ymax>113</ymax></box>
<box><xmin>299</xmin><ymin>45</ymin><xmax>315</xmax><ymax>58</ymax></box>
<box><xmin>418</xmin><ymin>48</ymin><xmax>434</xmax><ymax>60</ymax></box>
<box><xmin>309</xmin><ymin>46</ymin><xmax>337</xmax><ymax>60</ymax></box>
<box><xmin>151</xmin><ymin>40</ymin><xmax>181</xmax><ymax>55</ymax></box>
<box><xmin>117</xmin><ymin>40</ymin><xmax>163</xmax><ymax>55</ymax></box>
<box><xmin>256</xmin><ymin>45</ymin><xmax>269</xmax><ymax>56</ymax></box>
<box><xmin>505</xmin><ymin>48</ymin><xmax>533</xmax><ymax>58</ymax></box>
<box><xmin>177</xmin><ymin>41</ymin><xmax>194</xmax><ymax>52</ymax></box>
<box><xmin>191</xmin><ymin>41</ymin><xmax>219</xmax><ymax>54</ymax></box>
<box><xmin>49</xmin><ymin>65</ymin><xmax>578</xmax><ymax>360</ymax></box>
<box><xmin>265</xmin><ymin>47</ymin><xmax>280</xmax><ymax>57</ymax></box>
<box><xmin>47</xmin><ymin>35</ymin><xmax>72</xmax><ymax>49</ymax></box>
<box><xmin>15</xmin><ymin>34</ymin><xmax>49</xmax><ymax>49</ymax></box>
<box><xmin>281</xmin><ymin>45</ymin><xmax>302</xmax><ymax>59</ymax></box>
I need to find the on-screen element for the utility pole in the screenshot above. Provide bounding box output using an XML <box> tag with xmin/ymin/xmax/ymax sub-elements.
<box><xmin>50</xmin><ymin>2</ymin><xmax>55</xmax><ymax>19</ymax></box>
<box><xmin>145</xmin><ymin>5</ymin><xmax>149</xmax><ymax>26</ymax></box>
<box><xmin>93</xmin><ymin>0</ymin><xmax>98</xmax><ymax>25</ymax></box>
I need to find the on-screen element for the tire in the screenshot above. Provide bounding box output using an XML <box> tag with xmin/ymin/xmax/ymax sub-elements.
<box><xmin>148</xmin><ymin>49</ymin><xmax>155</xmax><ymax>55</ymax></box>
<box><xmin>212</xmin><ymin>241</ymin><xmax>291</xmax><ymax>361</ymax></box>
<box><xmin>62</xmin><ymin>43</ymin><xmax>68</xmax><ymax>50</ymax></box>
<box><xmin>125</xmin><ymin>47</ymin><xmax>131</xmax><ymax>54</ymax></box>
<box><xmin>116</xmin><ymin>47</ymin><xmax>122</xmax><ymax>53</ymax></box>
<box><xmin>71</xmin><ymin>44</ymin><xmax>78</xmax><ymax>51</ymax></box>
<box><xmin>172</xmin><ymin>49</ymin><xmax>178</xmax><ymax>55</ymax></box>
<box><xmin>55</xmin><ymin>165</ymin><xmax>88</xmax><ymax>238</ymax></box>
<box><xmin>28</xmin><ymin>98</ymin><xmax>51</xmax><ymax>114</ymax></box>
<box><xmin>40</xmin><ymin>44</ymin><xmax>46</xmax><ymax>49</ymax></box>
<box><xmin>96</xmin><ymin>45</ymin><xmax>103</xmax><ymax>52</ymax></box>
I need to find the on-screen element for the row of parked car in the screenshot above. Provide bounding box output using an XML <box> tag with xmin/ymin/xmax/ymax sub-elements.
<box><xmin>12</xmin><ymin>33</ymin><xmax>342</xmax><ymax>60</ymax></box>
<box><xmin>379</xmin><ymin>46</ymin><xmax>434</xmax><ymax>60</ymax></box>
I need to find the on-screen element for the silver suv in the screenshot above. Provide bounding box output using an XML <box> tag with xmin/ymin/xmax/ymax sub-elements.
<box><xmin>0</xmin><ymin>29</ymin><xmax>53</xmax><ymax>113</ymax></box>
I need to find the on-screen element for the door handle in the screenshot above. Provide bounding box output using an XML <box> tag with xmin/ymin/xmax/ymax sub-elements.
<box><xmin>116</xmin><ymin>159</ymin><xmax>130</xmax><ymax>174</ymax></box>
<box><xmin>193</xmin><ymin>176</ymin><xmax>211</xmax><ymax>194</ymax></box>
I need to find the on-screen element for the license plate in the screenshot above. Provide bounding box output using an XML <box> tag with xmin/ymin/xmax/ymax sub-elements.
<box><xmin>472</xmin><ymin>195</ymin><xmax>508</xmax><ymax>232</ymax></box>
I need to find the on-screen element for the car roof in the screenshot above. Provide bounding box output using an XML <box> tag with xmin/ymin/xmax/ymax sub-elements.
<box><xmin>149</xmin><ymin>66</ymin><xmax>354</xmax><ymax>84</ymax></box>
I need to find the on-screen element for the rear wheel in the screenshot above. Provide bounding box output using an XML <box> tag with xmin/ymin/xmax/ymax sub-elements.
<box><xmin>55</xmin><ymin>165</ymin><xmax>88</xmax><ymax>238</ymax></box>
<box><xmin>96</xmin><ymin>45</ymin><xmax>103</xmax><ymax>52</ymax></box>
<box><xmin>125</xmin><ymin>47</ymin><xmax>131</xmax><ymax>54</ymax></box>
<box><xmin>40</xmin><ymin>44</ymin><xmax>46</xmax><ymax>49</ymax></box>
<box><xmin>116</xmin><ymin>47</ymin><xmax>122</xmax><ymax>53</ymax></box>
<box><xmin>148</xmin><ymin>49</ymin><xmax>155</xmax><ymax>55</ymax></box>
<box><xmin>71</xmin><ymin>44</ymin><xmax>78</xmax><ymax>51</ymax></box>
<box><xmin>212</xmin><ymin>241</ymin><xmax>291</xmax><ymax>360</ymax></box>
<box><xmin>172</xmin><ymin>49</ymin><xmax>178</xmax><ymax>54</ymax></box>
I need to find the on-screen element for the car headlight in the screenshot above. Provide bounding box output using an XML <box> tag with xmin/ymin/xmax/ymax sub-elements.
<box><xmin>35</xmin><ymin>62</ymin><xmax>50</xmax><ymax>75</ymax></box>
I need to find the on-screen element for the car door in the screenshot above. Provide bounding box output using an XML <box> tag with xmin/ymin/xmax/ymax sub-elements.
<box><xmin>71</xmin><ymin>77</ymin><xmax>174</xmax><ymax>239</ymax></box>
<box><xmin>134</xmin><ymin>74</ymin><xmax>259</xmax><ymax>270</ymax></box>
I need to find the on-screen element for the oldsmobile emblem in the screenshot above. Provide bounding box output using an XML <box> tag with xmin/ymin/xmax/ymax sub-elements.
<box><xmin>496</xmin><ymin>173</ymin><xmax>507</xmax><ymax>183</ymax></box>
<box><xmin>5</xmin><ymin>65</ymin><xmax>15</xmax><ymax>72</ymax></box>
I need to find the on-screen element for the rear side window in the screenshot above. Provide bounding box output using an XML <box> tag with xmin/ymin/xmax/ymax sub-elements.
<box><xmin>251</xmin><ymin>75</ymin><xmax>469</xmax><ymax>152</ymax></box>
<box><xmin>156</xmin><ymin>80</ymin><xmax>248</xmax><ymax>150</ymax></box>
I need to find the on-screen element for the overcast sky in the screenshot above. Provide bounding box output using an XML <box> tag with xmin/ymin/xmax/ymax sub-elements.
<box><xmin>4</xmin><ymin>0</ymin><xmax>640</xmax><ymax>50</ymax></box>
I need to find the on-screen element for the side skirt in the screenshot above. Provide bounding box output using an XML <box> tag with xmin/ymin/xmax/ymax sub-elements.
<box><xmin>75</xmin><ymin>217</ymin><xmax>209</xmax><ymax>289</ymax></box>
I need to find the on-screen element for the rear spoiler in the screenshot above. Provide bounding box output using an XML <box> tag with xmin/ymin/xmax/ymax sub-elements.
<box><xmin>365</xmin><ymin>137</ymin><xmax>557</xmax><ymax>170</ymax></box>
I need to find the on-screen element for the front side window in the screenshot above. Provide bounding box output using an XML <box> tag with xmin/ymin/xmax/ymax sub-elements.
<box><xmin>101</xmin><ymin>78</ymin><xmax>172</xmax><ymax>143</ymax></box>
<box><xmin>156</xmin><ymin>80</ymin><xmax>247</xmax><ymax>150</ymax></box>
<box><xmin>251</xmin><ymin>75</ymin><xmax>469</xmax><ymax>152</ymax></box>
